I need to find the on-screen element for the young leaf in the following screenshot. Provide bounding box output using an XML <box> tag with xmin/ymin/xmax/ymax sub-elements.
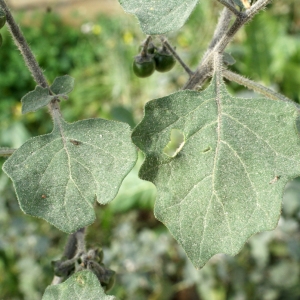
<box><xmin>42</xmin><ymin>270</ymin><xmax>118</xmax><ymax>300</ymax></box>
<box><xmin>3</xmin><ymin>118</ymin><xmax>137</xmax><ymax>233</ymax></box>
<box><xmin>132</xmin><ymin>79</ymin><xmax>300</xmax><ymax>268</ymax></box>
<box><xmin>50</xmin><ymin>75</ymin><xmax>75</xmax><ymax>95</ymax></box>
<box><xmin>118</xmin><ymin>0</ymin><xmax>199</xmax><ymax>35</ymax></box>
<box><xmin>21</xmin><ymin>86</ymin><xmax>54</xmax><ymax>114</ymax></box>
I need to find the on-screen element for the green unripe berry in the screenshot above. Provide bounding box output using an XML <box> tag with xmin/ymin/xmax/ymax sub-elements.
<box><xmin>105</xmin><ymin>273</ymin><xmax>116</xmax><ymax>291</ymax></box>
<box><xmin>133</xmin><ymin>54</ymin><xmax>156</xmax><ymax>78</ymax></box>
<box><xmin>0</xmin><ymin>9</ymin><xmax>6</xmax><ymax>29</ymax></box>
<box><xmin>154</xmin><ymin>49</ymin><xmax>176</xmax><ymax>73</ymax></box>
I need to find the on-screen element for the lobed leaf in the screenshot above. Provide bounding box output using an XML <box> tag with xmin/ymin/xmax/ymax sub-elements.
<box><xmin>42</xmin><ymin>271</ymin><xmax>118</xmax><ymax>300</ymax></box>
<box><xmin>50</xmin><ymin>75</ymin><xmax>75</xmax><ymax>95</ymax></box>
<box><xmin>118</xmin><ymin>0</ymin><xmax>199</xmax><ymax>35</ymax></box>
<box><xmin>3</xmin><ymin>118</ymin><xmax>137</xmax><ymax>233</ymax></box>
<box><xmin>132</xmin><ymin>79</ymin><xmax>300</xmax><ymax>268</ymax></box>
<box><xmin>21</xmin><ymin>86</ymin><xmax>54</xmax><ymax>114</ymax></box>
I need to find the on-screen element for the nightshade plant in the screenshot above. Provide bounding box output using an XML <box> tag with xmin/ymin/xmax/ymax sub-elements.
<box><xmin>0</xmin><ymin>0</ymin><xmax>299</xmax><ymax>298</ymax></box>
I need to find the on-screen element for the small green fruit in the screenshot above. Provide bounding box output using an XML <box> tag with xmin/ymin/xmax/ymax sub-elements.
<box><xmin>133</xmin><ymin>54</ymin><xmax>156</xmax><ymax>78</ymax></box>
<box><xmin>105</xmin><ymin>273</ymin><xmax>116</xmax><ymax>291</ymax></box>
<box><xmin>0</xmin><ymin>9</ymin><xmax>6</xmax><ymax>29</ymax></box>
<box><xmin>154</xmin><ymin>49</ymin><xmax>176</xmax><ymax>73</ymax></box>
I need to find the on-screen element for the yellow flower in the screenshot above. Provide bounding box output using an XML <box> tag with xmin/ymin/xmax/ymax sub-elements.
<box><xmin>123</xmin><ymin>31</ymin><xmax>133</xmax><ymax>45</ymax></box>
<box><xmin>92</xmin><ymin>25</ymin><xmax>102</xmax><ymax>35</ymax></box>
<box><xmin>13</xmin><ymin>103</ymin><xmax>22</xmax><ymax>117</ymax></box>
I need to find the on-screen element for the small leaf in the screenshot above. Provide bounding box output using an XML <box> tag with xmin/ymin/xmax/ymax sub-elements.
<box><xmin>3</xmin><ymin>118</ymin><xmax>137</xmax><ymax>233</ymax></box>
<box><xmin>118</xmin><ymin>0</ymin><xmax>199</xmax><ymax>35</ymax></box>
<box><xmin>50</xmin><ymin>75</ymin><xmax>75</xmax><ymax>95</ymax></box>
<box><xmin>132</xmin><ymin>79</ymin><xmax>300</xmax><ymax>268</ymax></box>
<box><xmin>21</xmin><ymin>86</ymin><xmax>54</xmax><ymax>114</ymax></box>
<box><xmin>223</xmin><ymin>52</ymin><xmax>236</xmax><ymax>66</ymax></box>
<box><xmin>42</xmin><ymin>271</ymin><xmax>118</xmax><ymax>300</ymax></box>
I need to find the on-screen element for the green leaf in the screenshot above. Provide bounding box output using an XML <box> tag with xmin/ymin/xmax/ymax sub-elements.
<box><xmin>42</xmin><ymin>271</ymin><xmax>118</xmax><ymax>300</ymax></box>
<box><xmin>118</xmin><ymin>0</ymin><xmax>199</xmax><ymax>35</ymax></box>
<box><xmin>132</xmin><ymin>79</ymin><xmax>300</xmax><ymax>268</ymax></box>
<box><xmin>50</xmin><ymin>75</ymin><xmax>75</xmax><ymax>95</ymax></box>
<box><xmin>21</xmin><ymin>86</ymin><xmax>54</xmax><ymax>114</ymax></box>
<box><xmin>0</xmin><ymin>8</ymin><xmax>6</xmax><ymax>29</ymax></box>
<box><xmin>3</xmin><ymin>118</ymin><xmax>137</xmax><ymax>233</ymax></box>
<box><xmin>223</xmin><ymin>52</ymin><xmax>236</xmax><ymax>66</ymax></box>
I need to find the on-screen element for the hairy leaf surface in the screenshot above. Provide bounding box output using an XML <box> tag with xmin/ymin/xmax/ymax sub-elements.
<box><xmin>21</xmin><ymin>86</ymin><xmax>54</xmax><ymax>114</ymax></box>
<box><xmin>3</xmin><ymin>118</ymin><xmax>137</xmax><ymax>233</ymax></box>
<box><xmin>42</xmin><ymin>271</ymin><xmax>117</xmax><ymax>300</ymax></box>
<box><xmin>50</xmin><ymin>75</ymin><xmax>75</xmax><ymax>95</ymax></box>
<box><xmin>132</xmin><ymin>79</ymin><xmax>300</xmax><ymax>268</ymax></box>
<box><xmin>118</xmin><ymin>0</ymin><xmax>199</xmax><ymax>34</ymax></box>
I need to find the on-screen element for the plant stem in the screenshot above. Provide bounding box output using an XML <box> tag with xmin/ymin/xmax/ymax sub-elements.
<box><xmin>160</xmin><ymin>36</ymin><xmax>194</xmax><ymax>77</ymax></box>
<box><xmin>0</xmin><ymin>0</ymin><xmax>48</xmax><ymax>88</ymax></box>
<box><xmin>183</xmin><ymin>0</ymin><xmax>272</xmax><ymax>90</ymax></box>
<box><xmin>217</xmin><ymin>0</ymin><xmax>242</xmax><ymax>16</ymax></box>
<box><xmin>0</xmin><ymin>148</ymin><xmax>15</xmax><ymax>157</ymax></box>
<box><xmin>207</xmin><ymin>7</ymin><xmax>234</xmax><ymax>53</ymax></box>
<box><xmin>51</xmin><ymin>228</ymin><xmax>86</xmax><ymax>285</ymax></box>
<box><xmin>223</xmin><ymin>70</ymin><xmax>292</xmax><ymax>102</ymax></box>
<box><xmin>141</xmin><ymin>35</ymin><xmax>152</xmax><ymax>57</ymax></box>
<box><xmin>0</xmin><ymin>0</ymin><xmax>62</xmax><ymax>118</ymax></box>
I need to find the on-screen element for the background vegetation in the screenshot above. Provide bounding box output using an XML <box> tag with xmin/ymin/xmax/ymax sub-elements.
<box><xmin>0</xmin><ymin>1</ymin><xmax>300</xmax><ymax>299</ymax></box>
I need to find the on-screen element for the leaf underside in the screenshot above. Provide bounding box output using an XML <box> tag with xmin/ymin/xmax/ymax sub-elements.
<box><xmin>118</xmin><ymin>0</ymin><xmax>199</xmax><ymax>34</ymax></box>
<box><xmin>3</xmin><ymin>118</ymin><xmax>137</xmax><ymax>233</ymax></box>
<box><xmin>132</xmin><ymin>79</ymin><xmax>300</xmax><ymax>268</ymax></box>
<box><xmin>42</xmin><ymin>271</ymin><xmax>117</xmax><ymax>300</ymax></box>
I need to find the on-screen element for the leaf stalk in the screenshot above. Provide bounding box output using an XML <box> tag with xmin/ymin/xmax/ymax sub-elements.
<box><xmin>183</xmin><ymin>0</ymin><xmax>272</xmax><ymax>90</ymax></box>
<box><xmin>160</xmin><ymin>36</ymin><xmax>194</xmax><ymax>77</ymax></box>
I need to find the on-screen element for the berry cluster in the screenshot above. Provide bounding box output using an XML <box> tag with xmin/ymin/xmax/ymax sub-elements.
<box><xmin>0</xmin><ymin>8</ymin><xmax>6</xmax><ymax>47</ymax></box>
<box><xmin>133</xmin><ymin>37</ymin><xmax>176</xmax><ymax>78</ymax></box>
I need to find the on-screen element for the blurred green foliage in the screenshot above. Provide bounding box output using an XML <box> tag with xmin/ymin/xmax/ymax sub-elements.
<box><xmin>0</xmin><ymin>1</ymin><xmax>300</xmax><ymax>299</ymax></box>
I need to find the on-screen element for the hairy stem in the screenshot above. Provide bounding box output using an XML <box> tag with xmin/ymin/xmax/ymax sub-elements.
<box><xmin>0</xmin><ymin>0</ymin><xmax>48</xmax><ymax>87</ymax></box>
<box><xmin>0</xmin><ymin>0</ymin><xmax>62</xmax><ymax>118</ymax></box>
<box><xmin>223</xmin><ymin>70</ymin><xmax>292</xmax><ymax>102</ymax></box>
<box><xmin>207</xmin><ymin>7</ymin><xmax>234</xmax><ymax>52</ymax></box>
<box><xmin>183</xmin><ymin>0</ymin><xmax>272</xmax><ymax>90</ymax></box>
<box><xmin>141</xmin><ymin>35</ymin><xmax>152</xmax><ymax>57</ymax></box>
<box><xmin>160</xmin><ymin>36</ymin><xmax>194</xmax><ymax>77</ymax></box>
<box><xmin>0</xmin><ymin>148</ymin><xmax>16</xmax><ymax>157</ymax></box>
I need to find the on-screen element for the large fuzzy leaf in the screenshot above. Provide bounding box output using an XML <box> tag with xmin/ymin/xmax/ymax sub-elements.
<box><xmin>42</xmin><ymin>271</ymin><xmax>117</xmax><ymax>300</ymax></box>
<box><xmin>132</xmin><ymin>79</ymin><xmax>300</xmax><ymax>268</ymax></box>
<box><xmin>3</xmin><ymin>118</ymin><xmax>137</xmax><ymax>233</ymax></box>
<box><xmin>118</xmin><ymin>0</ymin><xmax>199</xmax><ymax>35</ymax></box>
